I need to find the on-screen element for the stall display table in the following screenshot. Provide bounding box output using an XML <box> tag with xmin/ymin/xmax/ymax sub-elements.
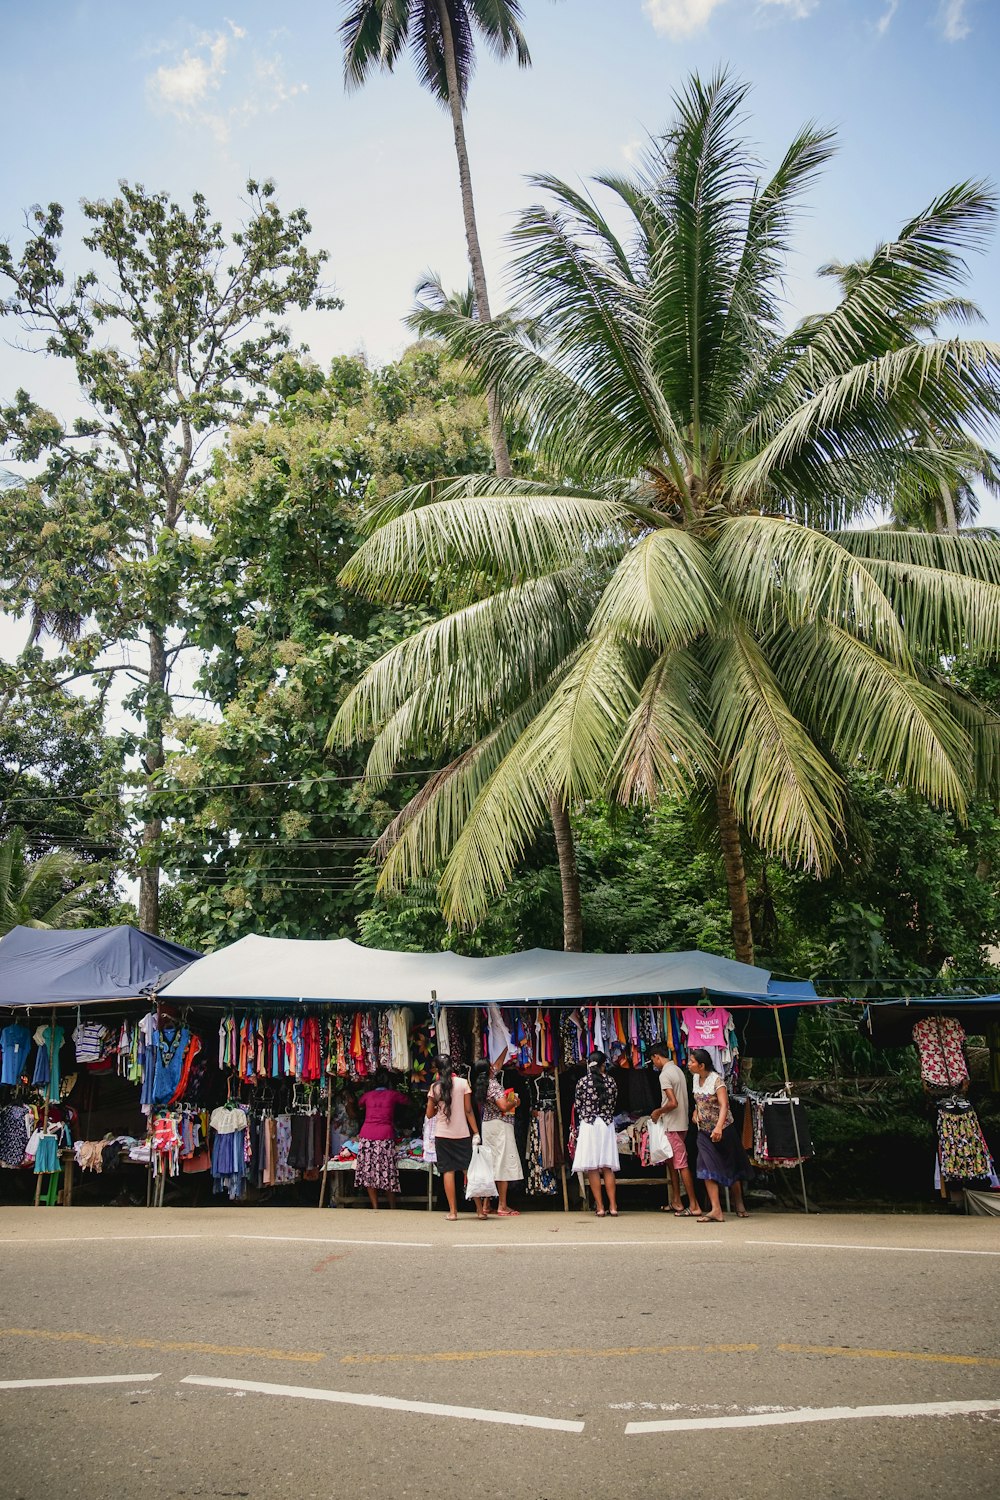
<box><xmin>322</xmin><ymin>1157</ymin><xmax>436</xmax><ymax>1211</ymax></box>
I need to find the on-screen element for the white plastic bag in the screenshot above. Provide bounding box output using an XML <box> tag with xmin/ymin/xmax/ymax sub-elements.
<box><xmin>422</xmin><ymin>1117</ymin><xmax>437</xmax><ymax>1165</ymax></box>
<box><xmin>647</xmin><ymin>1117</ymin><xmax>674</xmax><ymax>1165</ymax></box>
<box><xmin>465</xmin><ymin>1140</ymin><xmax>498</xmax><ymax>1199</ymax></box>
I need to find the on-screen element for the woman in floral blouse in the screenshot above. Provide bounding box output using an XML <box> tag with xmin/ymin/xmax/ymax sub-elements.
<box><xmin>571</xmin><ymin>1051</ymin><xmax>620</xmax><ymax>1217</ymax></box>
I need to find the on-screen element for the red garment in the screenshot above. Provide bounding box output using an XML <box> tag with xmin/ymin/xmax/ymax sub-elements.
<box><xmin>358</xmin><ymin>1088</ymin><xmax>409</xmax><ymax>1141</ymax></box>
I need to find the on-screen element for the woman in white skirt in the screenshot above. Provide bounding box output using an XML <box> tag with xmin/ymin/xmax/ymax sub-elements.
<box><xmin>472</xmin><ymin>1055</ymin><xmax>523</xmax><ymax>1216</ymax></box>
<box><xmin>571</xmin><ymin>1050</ymin><xmax>620</xmax><ymax>1217</ymax></box>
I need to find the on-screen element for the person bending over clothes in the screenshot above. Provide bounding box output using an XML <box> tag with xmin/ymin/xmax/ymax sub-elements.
<box><xmin>571</xmin><ymin>1050</ymin><xmax>620</xmax><ymax>1217</ymax></box>
<box><xmin>354</xmin><ymin>1069</ymin><xmax>409</xmax><ymax>1210</ymax></box>
<box><xmin>649</xmin><ymin>1040</ymin><xmax>698</xmax><ymax>1218</ymax></box>
<box><xmin>427</xmin><ymin>1056</ymin><xmax>481</xmax><ymax>1221</ymax></box>
<box><xmin>688</xmin><ymin>1048</ymin><xmax>751</xmax><ymax>1223</ymax></box>
<box><xmin>472</xmin><ymin>1054</ymin><xmax>523</xmax><ymax>1216</ymax></box>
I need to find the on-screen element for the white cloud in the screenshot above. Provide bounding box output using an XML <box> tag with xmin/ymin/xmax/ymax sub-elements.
<box><xmin>145</xmin><ymin>22</ymin><xmax>306</xmax><ymax>144</ymax></box>
<box><xmin>875</xmin><ymin>0</ymin><xmax>901</xmax><ymax>35</ymax></box>
<box><xmin>642</xmin><ymin>0</ymin><xmax>816</xmax><ymax>37</ymax></box>
<box><xmin>758</xmin><ymin>0</ymin><xmax>818</xmax><ymax>15</ymax></box>
<box><xmin>622</xmin><ymin>137</ymin><xmax>644</xmax><ymax>164</ymax></box>
<box><xmin>642</xmin><ymin>0</ymin><xmax>728</xmax><ymax>37</ymax></box>
<box><xmin>939</xmin><ymin>0</ymin><xmax>971</xmax><ymax>40</ymax></box>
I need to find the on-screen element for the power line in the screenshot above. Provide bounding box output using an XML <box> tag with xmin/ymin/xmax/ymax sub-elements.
<box><xmin>0</xmin><ymin>767</ymin><xmax>437</xmax><ymax>805</ymax></box>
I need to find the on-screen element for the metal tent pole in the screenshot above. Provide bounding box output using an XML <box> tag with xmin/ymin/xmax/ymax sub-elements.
<box><xmin>772</xmin><ymin>1005</ymin><xmax>811</xmax><ymax>1215</ymax></box>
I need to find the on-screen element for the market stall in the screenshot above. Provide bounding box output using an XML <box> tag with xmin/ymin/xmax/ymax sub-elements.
<box><xmin>864</xmin><ymin>994</ymin><xmax>1000</xmax><ymax>1206</ymax></box>
<box><xmin>1</xmin><ymin>928</ymin><xmax>827</xmax><ymax>1213</ymax></box>
<box><xmin>0</xmin><ymin>925</ymin><xmax>200</xmax><ymax>1205</ymax></box>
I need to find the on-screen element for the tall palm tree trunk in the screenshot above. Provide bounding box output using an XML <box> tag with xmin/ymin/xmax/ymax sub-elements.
<box><xmin>715</xmin><ymin>772</ymin><xmax>755</xmax><ymax>967</ymax></box>
<box><xmin>435</xmin><ymin>0</ymin><xmax>512</xmax><ymax>480</ymax></box>
<box><xmin>436</xmin><ymin>0</ymin><xmax>582</xmax><ymax>949</ymax></box>
<box><xmin>550</xmin><ymin>795</ymin><xmax>583</xmax><ymax>952</ymax></box>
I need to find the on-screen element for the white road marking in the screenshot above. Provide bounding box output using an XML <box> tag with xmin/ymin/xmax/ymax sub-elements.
<box><xmin>625</xmin><ymin>1398</ymin><xmax>1000</xmax><ymax>1434</ymax></box>
<box><xmin>746</xmin><ymin>1240</ymin><xmax>1000</xmax><ymax>1258</ymax></box>
<box><xmin>230</xmin><ymin>1235</ymin><xmax>432</xmax><ymax>1249</ymax></box>
<box><xmin>0</xmin><ymin>1374</ymin><xmax>161</xmax><ymax>1390</ymax></box>
<box><xmin>0</xmin><ymin>1235</ymin><xmax>206</xmax><ymax>1245</ymax></box>
<box><xmin>181</xmin><ymin>1374</ymin><xmax>585</xmax><ymax>1432</ymax></box>
<box><xmin>452</xmin><ymin>1240</ymin><xmax>724</xmax><ymax>1249</ymax></box>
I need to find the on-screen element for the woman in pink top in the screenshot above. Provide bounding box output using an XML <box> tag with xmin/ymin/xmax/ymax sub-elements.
<box><xmin>426</xmin><ymin>1055</ymin><xmax>480</xmax><ymax>1220</ymax></box>
<box><xmin>355</xmin><ymin>1070</ymin><xmax>410</xmax><ymax>1209</ymax></box>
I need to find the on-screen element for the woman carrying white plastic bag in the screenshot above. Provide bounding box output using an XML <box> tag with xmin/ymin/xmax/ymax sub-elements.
<box><xmin>465</xmin><ymin>1138</ymin><xmax>498</xmax><ymax>1212</ymax></box>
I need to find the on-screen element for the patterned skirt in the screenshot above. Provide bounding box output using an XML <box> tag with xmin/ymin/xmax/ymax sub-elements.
<box><xmin>355</xmin><ymin>1137</ymin><xmax>401</xmax><ymax>1193</ymax></box>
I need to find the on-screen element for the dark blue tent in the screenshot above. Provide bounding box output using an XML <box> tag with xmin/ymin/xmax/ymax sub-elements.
<box><xmin>863</xmin><ymin>993</ymin><xmax>1000</xmax><ymax>1046</ymax></box>
<box><xmin>0</xmin><ymin>925</ymin><xmax>200</xmax><ymax>1010</ymax></box>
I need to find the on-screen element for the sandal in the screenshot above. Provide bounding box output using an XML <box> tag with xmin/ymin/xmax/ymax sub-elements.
<box><xmin>595</xmin><ymin>1208</ymin><xmax>607</xmax><ymax>1218</ymax></box>
<box><xmin>673</xmin><ymin>1207</ymin><xmax>695</xmax><ymax>1217</ymax></box>
<box><xmin>697</xmin><ymin>1214</ymin><xmax>724</xmax><ymax>1223</ymax></box>
<box><xmin>608</xmin><ymin>1210</ymin><xmax>619</xmax><ymax>1217</ymax></box>
<box><xmin>496</xmin><ymin>1207</ymin><xmax>520</xmax><ymax>1216</ymax></box>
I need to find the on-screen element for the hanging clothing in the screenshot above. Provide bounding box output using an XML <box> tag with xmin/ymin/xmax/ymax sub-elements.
<box><xmin>913</xmin><ymin>1017</ymin><xmax>969</xmax><ymax>1088</ymax></box>
<box><xmin>526</xmin><ymin>1114</ymin><xmax>558</xmax><ymax>1195</ymax></box>
<box><xmin>31</xmin><ymin>1024</ymin><xmax>65</xmax><ymax>1103</ymax></box>
<box><xmin>0</xmin><ymin>1023</ymin><xmax>32</xmax><ymax>1086</ymax></box>
<box><xmin>937</xmin><ymin>1101</ymin><xmax>995</xmax><ymax>1184</ymax></box>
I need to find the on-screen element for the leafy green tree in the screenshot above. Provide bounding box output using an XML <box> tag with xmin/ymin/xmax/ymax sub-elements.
<box><xmin>0</xmin><ymin>674</ymin><xmax>124</xmax><ymax>866</ymax></box>
<box><xmin>157</xmin><ymin>346</ymin><xmax>492</xmax><ymax>947</ymax></box>
<box><xmin>0</xmin><ymin>181</ymin><xmax>334</xmax><ymax>933</ymax></box>
<box><xmin>0</xmin><ymin>827</ymin><xmax>99</xmax><ymax>935</ymax></box>
<box><xmin>340</xmin><ymin>0</ymin><xmax>531</xmax><ymax>480</ymax></box>
<box><xmin>332</xmin><ymin>71</ymin><xmax>1000</xmax><ymax>965</ymax></box>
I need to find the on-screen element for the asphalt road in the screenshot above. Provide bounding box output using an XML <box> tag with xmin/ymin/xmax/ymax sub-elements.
<box><xmin>1</xmin><ymin>1205</ymin><xmax>998</xmax><ymax>1500</ymax></box>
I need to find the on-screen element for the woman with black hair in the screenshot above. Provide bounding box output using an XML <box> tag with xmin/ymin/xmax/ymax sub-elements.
<box><xmin>688</xmin><ymin>1047</ymin><xmax>751</xmax><ymax>1222</ymax></box>
<box><xmin>355</xmin><ymin>1068</ymin><xmax>409</xmax><ymax>1210</ymax></box>
<box><xmin>571</xmin><ymin>1050</ymin><xmax>620</xmax><ymax>1217</ymax></box>
<box><xmin>472</xmin><ymin>1053</ymin><xmax>522</xmax><ymax>1216</ymax></box>
<box><xmin>427</xmin><ymin>1055</ymin><xmax>480</xmax><ymax>1220</ymax></box>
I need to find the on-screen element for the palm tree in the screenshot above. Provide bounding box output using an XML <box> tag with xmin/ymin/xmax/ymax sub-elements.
<box><xmin>0</xmin><ymin>828</ymin><xmax>99</xmax><ymax>936</ymax></box>
<box><xmin>340</xmin><ymin>0</ymin><xmax>531</xmax><ymax>480</ymax></box>
<box><xmin>331</xmin><ymin>71</ymin><xmax>1000</xmax><ymax>966</ymax></box>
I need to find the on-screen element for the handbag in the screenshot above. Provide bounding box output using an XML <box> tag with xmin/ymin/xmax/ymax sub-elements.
<box><xmin>647</xmin><ymin>1117</ymin><xmax>674</xmax><ymax>1165</ymax></box>
<box><xmin>465</xmin><ymin>1141</ymin><xmax>498</xmax><ymax>1199</ymax></box>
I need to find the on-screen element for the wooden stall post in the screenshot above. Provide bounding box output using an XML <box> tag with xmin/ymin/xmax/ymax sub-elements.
<box><xmin>553</xmin><ymin>1058</ymin><xmax>570</xmax><ymax>1214</ymax></box>
<box><xmin>33</xmin><ymin>1007</ymin><xmax>57</xmax><ymax>1208</ymax></box>
<box><xmin>772</xmin><ymin>1005</ymin><xmax>811</xmax><ymax>1215</ymax></box>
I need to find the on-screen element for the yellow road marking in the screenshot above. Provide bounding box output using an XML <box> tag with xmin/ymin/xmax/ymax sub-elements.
<box><xmin>341</xmin><ymin>1342</ymin><xmax>759</xmax><ymax>1365</ymax></box>
<box><xmin>778</xmin><ymin>1343</ymin><xmax>1000</xmax><ymax>1370</ymax></box>
<box><xmin>0</xmin><ymin>1328</ymin><xmax>325</xmax><ymax>1365</ymax></box>
<box><xmin>3</xmin><ymin>1327</ymin><xmax>995</xmax><ymax>1374</ymax></box>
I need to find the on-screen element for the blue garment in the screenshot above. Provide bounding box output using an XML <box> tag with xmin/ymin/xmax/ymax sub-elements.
<box><xmin>34</xmin><ymin>1134</ymin><xmax>59</xmax><ymax>1173</ymax></box>
<box><xmin>31</xmin><ymin>1025</ymin><xmax>65</xmax><ymax>1103</ymax></box>
<box><xmin>1</xmin><ymin>1024</ymin><xmax>32</xmax><ymax>1086</ymax></box>
<box><xmin>150</xmin><ymin>1026</ymin><xmax>190</xmax><ymax>1107</ymax></box>
<box><xmin>211</xmin><ymin>1128</ymin><xmax>247</xmax><ymax>1200</ymax></box>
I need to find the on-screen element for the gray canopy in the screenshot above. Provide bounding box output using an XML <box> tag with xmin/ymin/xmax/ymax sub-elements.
<box><xmin>158</xmin><ymin>934</ymin><xmax>814</xmax><ymax>1006</ymax></box>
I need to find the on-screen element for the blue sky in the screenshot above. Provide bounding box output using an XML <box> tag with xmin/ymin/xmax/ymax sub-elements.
<box><xmin>1</xmin><ymin>0</ymin><xmax>998</xmax><ymax>455</ymax></box>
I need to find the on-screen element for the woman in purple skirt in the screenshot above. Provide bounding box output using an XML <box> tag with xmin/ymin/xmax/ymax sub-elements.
<box><xmin>688</xmin><ymin>1048</ymin><xmax>751</xmax><ymax>1223</ymax></box>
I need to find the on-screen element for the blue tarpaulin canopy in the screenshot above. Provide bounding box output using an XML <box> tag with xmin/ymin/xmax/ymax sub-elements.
<box><xmin>0</xmin><ymin>925</ymin><xmax>200</xmax><ymax>1010</ymax></box>
<box><xmin>863</xmin><ymin>992</ymin><xmax>1000</xmax><ymax>1044</ymax></box>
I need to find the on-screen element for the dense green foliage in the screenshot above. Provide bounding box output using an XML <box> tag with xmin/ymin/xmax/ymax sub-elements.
<box><xmin>158</xmin><ymin>346</ymin><xmax>493</xmax><ymax>948</ymax></box>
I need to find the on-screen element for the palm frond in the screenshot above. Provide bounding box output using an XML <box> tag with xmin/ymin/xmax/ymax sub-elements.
<box><xmin>338</xmin><ymin>494</ymin><xmax>632</xmax><ymax>602</ymax></box>
<box><xmin>773</xmin><ymin>622</ymin><xmax>971</xmax><ymax>812</ymax></box>
<box><xmin>707</xmin><ymin>620</ymin><xmax>845</xmax><ymax>872</ymax></box>
<box><xmin>615</xmin><ymin>647</ymin><xmax>716</xmax><ymax>801</ymax></box>
<box><xmin>589</xmin><ymin>526</ymin><xmax>719</xmax><ymax>649</ymax></box>
<box><xmin>714</xmin><ymin>516</ymin><xmax>907</xmax><ymax>660</ymax></box>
